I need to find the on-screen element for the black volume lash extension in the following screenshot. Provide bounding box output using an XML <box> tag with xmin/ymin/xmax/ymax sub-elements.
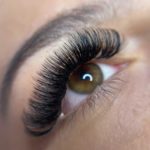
<box><xmin>23</xmin><ymin>28</ymin><xmax>121</xmax><ymax>136</ymax></box>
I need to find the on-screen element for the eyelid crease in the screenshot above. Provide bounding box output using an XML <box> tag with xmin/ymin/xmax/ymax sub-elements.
<box><xmin>23</xmin><ymin>27</ymin><xmax>122</xmax><ymax>136</ymax></box>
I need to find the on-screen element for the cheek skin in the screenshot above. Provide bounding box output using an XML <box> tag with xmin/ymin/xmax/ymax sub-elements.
<box><xmin>48</xmin><ymin>55</ymin><xmax>150</xmax><ymax>150</ymax></box>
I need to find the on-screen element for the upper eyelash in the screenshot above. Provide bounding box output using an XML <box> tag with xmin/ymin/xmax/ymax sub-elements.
<box><xmin>23</xmin><ymin>28</ymin><xmax>121</xmax><ymax>136</ymax></box>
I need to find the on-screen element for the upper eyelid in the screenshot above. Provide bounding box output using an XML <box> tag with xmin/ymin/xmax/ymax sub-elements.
<box><xmin>1</xmin><ymin>3</ymin><xmax>113</xmax><ymax>112</ymax></box>
<box><xmin>22</xmin><ymin>28</ymin><xmax>122</xmax><ymax>136</ymax></box>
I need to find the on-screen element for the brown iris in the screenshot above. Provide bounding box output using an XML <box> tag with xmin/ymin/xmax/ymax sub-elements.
<box><xmin>68</xmin><ymin>63</ymin><xmax>103</xmax><ymax>94</ymax></box>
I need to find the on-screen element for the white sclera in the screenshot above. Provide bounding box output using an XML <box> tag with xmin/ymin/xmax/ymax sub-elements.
<box><xmin>62</xmin><ymin>63</ymin><xmax>118</xmax><ymax>114</ymax></box>
<box><xmin>98</xmin><ymin>64</ymin><xmax>118</xmax><ymax>80</ymax></box>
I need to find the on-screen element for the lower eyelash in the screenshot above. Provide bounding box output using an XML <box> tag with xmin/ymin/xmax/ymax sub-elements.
<box><xmin>23</xmin><ymin>28</ymin><xmax>121</xmax><ymax>136</ymax></box>
<box><xmin>79</xmin><ymin>70</ymin><xmax>127</xmax><ymax>122</ymax></box>
<box><xmin>58</xmin><ymin>71</ymin><xmax>126</xmax><ymax>133</ymax></box>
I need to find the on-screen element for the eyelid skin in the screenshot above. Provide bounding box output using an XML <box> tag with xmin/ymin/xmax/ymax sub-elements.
<box><xmin>60</xmin><ymin>67</ymin><xmax>127</xmax><ymax>137</ymax></box>
<box><xmin>23</xmin><ymin>28</ymin><xmax>122</xmax><ymax>136</ymax></box>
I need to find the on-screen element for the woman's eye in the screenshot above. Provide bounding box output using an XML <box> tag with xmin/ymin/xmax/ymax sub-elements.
<box><xmin>62</xmin><ymin>62</ymin><xmax>119</xmax><ymax>114</ymax></box>
<box><xmin>23</xmin><ymin>28</ymin><xmax>122</xmax><ymax>136</ymax></box>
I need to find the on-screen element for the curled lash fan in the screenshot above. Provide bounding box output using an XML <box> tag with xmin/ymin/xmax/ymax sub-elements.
<box><xmin>23</xmin><ymin>28</ymin><xmax>121</xmax><ymax>136</ymax></box>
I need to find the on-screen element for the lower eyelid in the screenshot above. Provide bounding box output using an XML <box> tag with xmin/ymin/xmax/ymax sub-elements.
<box><xmin>87</xmin><ymin>66</ymin><xmax>127</xmax><ymax>112</ymax></box>
<box><xmin>62</xmin><ymin>62</ymin><xmax>124</xmax><ymax>116</ymax></box>
<box><xmin>58</xmin><ymin>69</ymin><xmax>127</xmax><ymax>133</ymax></box>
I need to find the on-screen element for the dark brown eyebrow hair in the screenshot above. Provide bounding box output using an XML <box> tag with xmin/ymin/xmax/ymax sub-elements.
<box><xmin>0</xmin><ymin>3</ymin><xmax>115</xmax><ymax>114</ymax></box>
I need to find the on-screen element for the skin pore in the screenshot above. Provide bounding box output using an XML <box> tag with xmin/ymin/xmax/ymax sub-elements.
<box><xmin>0</xmin><ymin>0</ymin><xmax>150</xmax><ymax>150</ymax></box>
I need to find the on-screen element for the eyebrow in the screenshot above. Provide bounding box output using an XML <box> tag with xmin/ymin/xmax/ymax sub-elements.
<box><xmin>0</xmin><ymin>3</ymin><xmax>116</xmax><ymax>114</ymax></box>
